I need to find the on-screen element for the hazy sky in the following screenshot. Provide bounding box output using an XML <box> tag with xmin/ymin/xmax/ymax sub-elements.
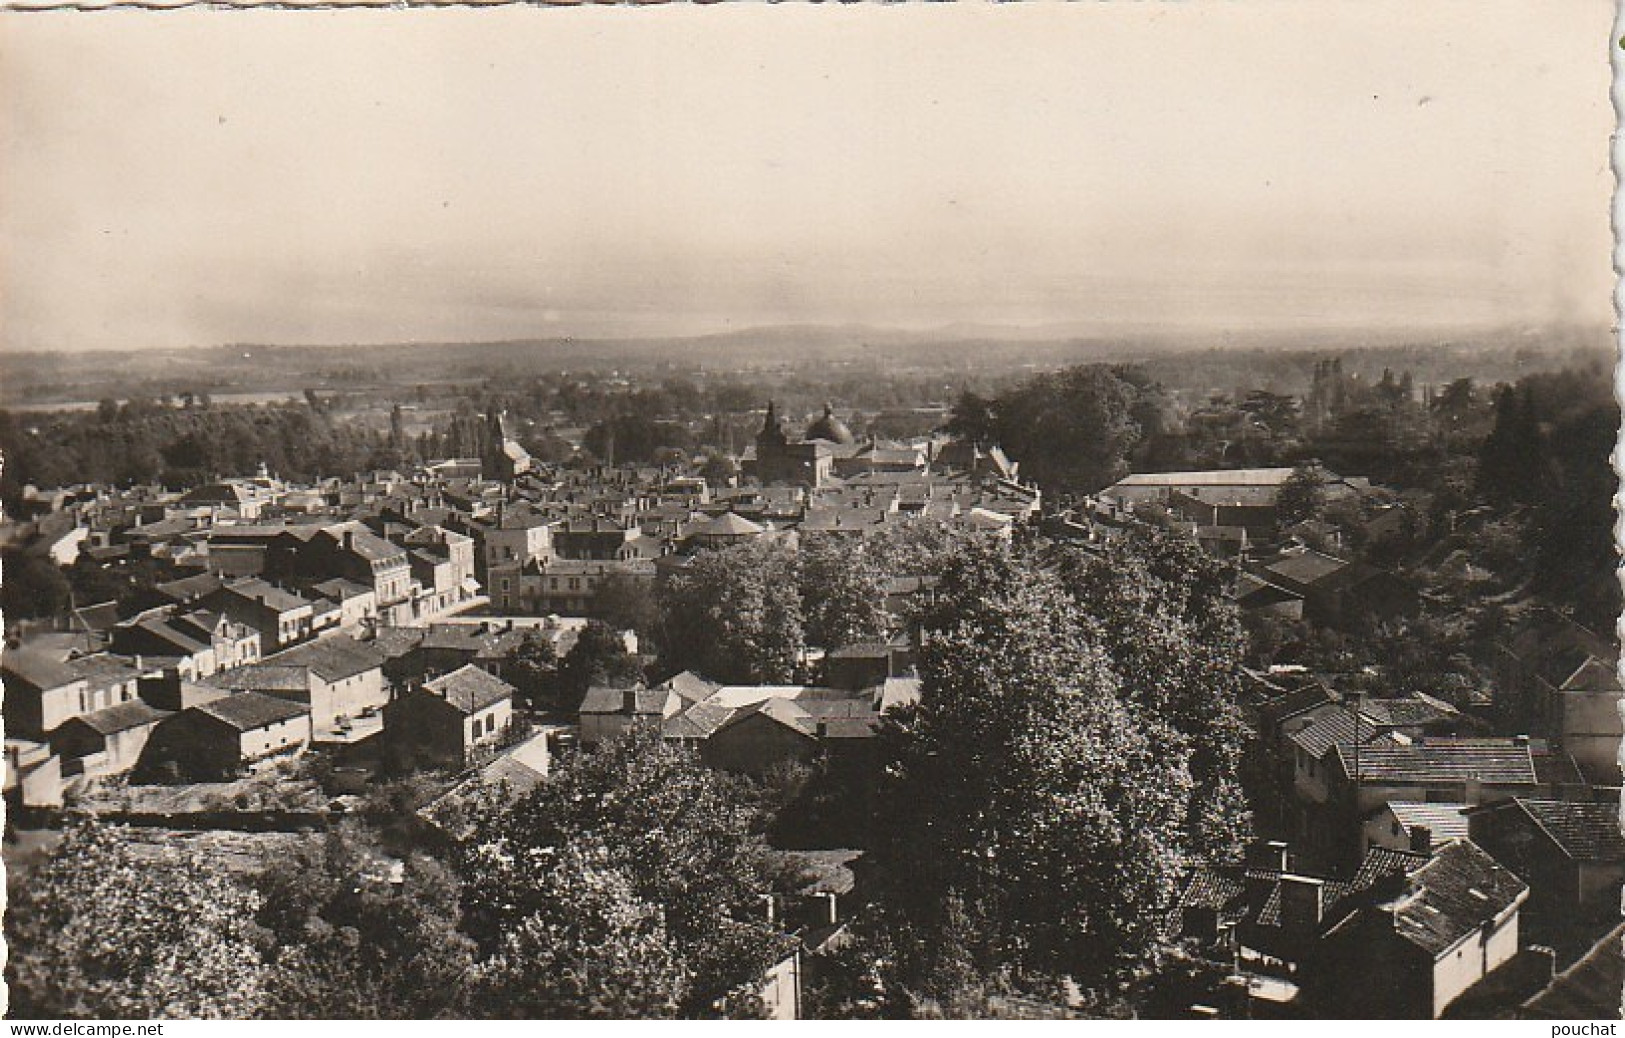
<box><xmin>0</xmin><ymin>1</ymin><xmax>1615</xmax><ymax>351</ymax></box>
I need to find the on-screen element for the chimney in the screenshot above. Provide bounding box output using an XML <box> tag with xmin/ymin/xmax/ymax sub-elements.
<box><xmin>1265</xmin><ymin>839</ymin><xmax>1290</xmax><ymax>873</ymax></box>
<box><xmin>1278</xmin><ymin>874</ymin><xmax>1325</xmax><ymax>931</ymax></box>
<box><xmin>1409</xmin><ymin>825</ymin><xmax>1432</xmax><ymax>855</ymax></box>
<box><xmin>343</xmin><ymin>530</ymin><xmax>355</xmax><ymax>551</ymax></box>
<box><xmin>623</xmin><ymin>688</ymin><xmax>639</xmax><ymax>714</ymax></box>
<box><xmin>817</xmin><ymin>720</ymin><xmax>829</xmax><ymax>739</ymax></box>
<box><xmin>818</xmin><ymin>890</ymin><xmax>839</xmax><ymax>926</ymax></box>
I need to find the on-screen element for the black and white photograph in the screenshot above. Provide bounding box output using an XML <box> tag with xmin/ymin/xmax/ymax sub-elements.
<box><xmin>0</xmin><ymin>0</ymin><xmax>1619</xmax><ymax>1022</ymax></box>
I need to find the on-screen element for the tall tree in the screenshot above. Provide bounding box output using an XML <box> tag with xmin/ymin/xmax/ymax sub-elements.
<box><xmin>987</xmin><ymin>364</ymin><xmax>1142</xmax><ymax>496</ymax></box>
<box><xmin>1276</xmin><ymin>462</ymin><xmax>1328</xmax><ymax>527</ymax></box>
<box><xmin>557</xmin><ymin>619</ymin><xmax>643</xmax><ymax>712</ymax></box>
<box><xmin>798</xmin><ymin>538</ymin><xmax>890</xmax><ymax>651</ymax></box>
<box><xmin>658</xmin><ymin>540</ymin><xmax>804</xmax><ymax>683</ymax></box>
<box><xmin>869</xmin><ymin>542</ymin><xmax>1194</xmax><ymax>998</ymax></box>
<box><xmin>459</xmin><ymin>728</ymin><xmax>797</xmax><ymax>1017</ymax></box>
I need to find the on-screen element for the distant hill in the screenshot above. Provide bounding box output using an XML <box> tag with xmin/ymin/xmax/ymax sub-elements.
<box><xmin>0</xmin><ymin>320</ymin><xmax>1611</xmax><ymax>409</ymax></box>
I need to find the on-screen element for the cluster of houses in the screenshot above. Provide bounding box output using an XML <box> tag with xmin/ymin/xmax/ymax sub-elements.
<box><xmin>5</xmin><ymin>409</ymin><xmax>1620</xmax><ymax>1020</ymax></box>
<box><xmin>1035</xmin><ymin>465</ymin><xmax>1625</xmax><ymax>1018</ymax></box>
<box><xmin>0</xmin><ymin>403</ymin><xmax>1025</xmax><ymax>809</ymax></box>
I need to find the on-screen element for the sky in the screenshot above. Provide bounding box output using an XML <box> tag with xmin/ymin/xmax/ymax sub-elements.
<box><xmin>0</xmin><ymin>1</ymin><xmax>1615</xmax><ymax>352</ymax></box>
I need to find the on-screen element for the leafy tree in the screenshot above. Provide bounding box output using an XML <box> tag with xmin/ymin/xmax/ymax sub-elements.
<box><xmin>1276</xmin><ymin>462</ymin><xmax>1328</xmax><ymax>527</ymax></box>
<box><xmin>869</xmin><ymin>542</ymin><xmax>1193</xmax><ymax>997</ymax></box>
<box><xmin>798</xmin><ymin>538</ymin><xmax>889</xmax><ymax>650</ymax></box>
<box><xmin>6</xmin><ymin>822</ymin><xmax>270</xmax><ymax>1018</ymax></box>
<box><xmin>505</xmin><ymin>631</ymin><xmax>560</xmax><ymax>712</ymax></box>
<box><xmin>584</xmin><ymin>414</ymin><xmax>694</xmax><ymax>466</ymax></box>
<box><xmin>471</xmin><ymin>838</ymin><xmax>687</xmax><ymax>1018</ymax></box>
<box><xmin>254</xmin><ymin>826</ymin><xmax>476</xmax><ymax>1019</ymax></box>
<box><xmin>943</xmin><ymin>389</ymin><xmax>997</xmax><ymax>446</ymax></box>
<box><xmin>1055</xmin><ymin>535</ymin><xmax>1253</xmax><ymax>861</ymax></box>
<box><xmin>458</xmin><ymin>728</ymin><xmax>798</xmax><ymax>1017</ymax></box>
<box><xmin>1476</xmin><ymin>383</ymin><xmax>1548</xmax><ymax>507</ymax></box>
<box><xmin>658</xmin><ymin>540</ymin><xmax>804</xmax><ymax>683</ymax></box>
<box><xmin>986</xmin><ymin>364</ymin><xmax>1142</xmax><ymax>496</ymax></box>
<box><xmin>592</xmin><ymin>572</ymin><xmax>662</xmax><ymax>648</ymax></box>
<box><xmin>557</xmin><ymin>619</ymin><xmax>643</xmax><ymax>712</ymax></box>
<box><xmin>1237</xmin><ymin>389</ymin><xmax>1301</xmax><ymax>439</ymax></box>
<box><xmin>2</xmin><ymin>551</ymin><xmax>72</xmax><ymax>620</ymax></box>
<box><xmin>1531</xmin><ymin>398</ymin><xmax>1621</xmax><ymax>632</ymax></box>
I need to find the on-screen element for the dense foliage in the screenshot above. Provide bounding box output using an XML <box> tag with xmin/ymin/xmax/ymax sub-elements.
<box><xmin>458</xmin><ymin>727</ymin><xmax>800</xmax><ymax>1017</ymax></box>
<box><xmin>850</xmin><ymin>533</ymin><xmax>1251</xmax><ymax>1010</ymax></box>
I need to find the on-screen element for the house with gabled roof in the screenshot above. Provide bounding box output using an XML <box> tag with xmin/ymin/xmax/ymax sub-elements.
<box><xmin>140</xmin><ymin>691</ymin><xmax>312</xmax><ymax>780</ymax></box>
<box><xmin>700</xmin><ymin>691</ymin><xmax>880</xmax><ymax>777</ymax></box>
<box><xmin>383</xmin><ymin>663</ymin><xmax>517</xmax><ymax>770</ymax></box>
<box><xmin>579</xmin><ymin>687</ymin><xmax>683</xmax><ymax>748</ymax></box>
<box><xmin>1363</xmin><ymin>801</ymin><xmax>1471</xmax><ymax>857</ymax></box>
<box><xmin>50</xmin><ymin>699</ymin><xmax>172</xmax><ymax>779</ymax></box>
<box><xmin>1312</xmin><ymin>839</ymin><xmax>1528</xmax><ymax>1018</ymax></box>
<box><xmin>1467</xmin><ymin>797</ymin><xmax>1625</xmax><ymax>934</ymax></box>
<box><xmin>199</xmin><ymin>577</ymin><xmax>317</xmax><ymax>652</ymax></box>
<box><xmin>207</xmin><ymin>633</ymin><xmax>386</xmax><ymax>734</ymax></box>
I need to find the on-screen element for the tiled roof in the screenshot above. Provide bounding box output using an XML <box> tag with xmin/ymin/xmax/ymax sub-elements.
<box><xmin>1263</xmin><ymin>550</ymin><xmax>1350</xmax><ymax>587</ymax></box>
<box><xmin>828</xmin><ymin>642</ymin><xmax>891</xmax><ymax>660</ymax></box>
<box><xmin>155</xmin><ymin>572</ymin><xmax>224</xmax><ymax>602</ymax></box>
<box><xmin>370</xmin><ymin>626</ymin><xmax>427</xmax><ymax>660</ymax></box>
<box><xmin>265</xmin><ymin>635</ymin><xmax>384</xmax><ymax>681</ymax></box>
<box><xmin>423</xmin><ymin>665</ymin><xmax>515</xmax><ymax>714</ymax></box>
<box><xmin>662</xmin><ymin>701</ymin><xmax>736</xmax><ymax>740</ymax></box>
<box><xmin>1256</xmin><ymin>683</ymin><xmax>1335</xmax><ymax>728</ymax></box>
<box><xmin>579</xmin><ymin>687</ymin><xmax>672</xmax><ymax>716</ymax></box>
<box><xmin>722</xmin><ymin>697</ymin><xmax>819</xmax><ymax>737</ymax></box>
<box><xmin>67</xmin><ymin>699</ymin><xmax>171</xmax><ymax>735</ymax></box>
<box><xmin>686</xmin><ymin>511</ymin><xmax>764</xmax><ymax>538</ymax></box>
<box><xmin>1384</xmin><ymin>839</ymin><xmax>1527</xmax><ymax>957</ymax></box>
<box><xmin>222</xmin><ymin>579</ymin><xmax>312</xmax><ymax>614</ymax></box>
<box><xmin>1114</xmin><ymin>468</ymin><xmax>1303</xmax><ymax>487</ymax></box>
<box><xmin>1515</xmin><ymin>799</ymin><xmax>1625</xmax><ymax>862</ymax></box>
<box><xmin>1521</xmin><ymin>919</ymin><xmax>1625</xmax><ymax>1019</ymax></box>
<box><xmin>1289</xmin><ymin>707</ymin><xmax>1379</xmax><ymax>760</ymax></box>
<box><xmin>1386</xmin><ymin>802</ymin><xmax>1471</xmax><ymax>844</ymax></box>
<box><xmin>193</xmin><ymin>691</ymin><xmax>310</xmax><ymax>732</ymax></box>
<box><xmin>2</xmin><ymin>647</ymin><xmax>85</xmax><ymax>692</ymax></box>
<box><xmin>1336</xmin><ymin>740</ymin><xmax>1538</xmax><ymax>786</ymax></box>
<box><xmin>660</xmin><ymin>670</ymin><xmax>721</xmax><ymax>703</ymax></box>
<box><xmin>1179</xmin><ymin>865</ymin><xmax>1246</xmax><ymax>913</ymax></box>
<box><xmin>1359</xmin><ymin>696</ymin><xmax>1457</xmax><ymax>728</ymax></box>
<box><xmin>205</xmin><ymin>664</ymin><xmax>311</xmax><ymax>693</ymax></box>
<box><xmin>792</xmin><ymin>849</ymin><xmax>864</xmax><ymax>896</ymax></box>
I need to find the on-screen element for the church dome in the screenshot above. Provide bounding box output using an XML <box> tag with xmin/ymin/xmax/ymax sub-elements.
<box><xmin>805</xmin><ymin>403</ymin><xmax>855</xmax><ymax>446</ymax></box>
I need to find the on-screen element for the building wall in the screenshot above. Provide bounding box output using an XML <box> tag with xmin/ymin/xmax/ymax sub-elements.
<box><xmin>208</xmin><ymin>544</ymin><xmax>268</xmax><ymax>577</ymax></box>
<box><xmin>308</xmin><ymin>668</ymin><xmax>388</xmax><ymax>731</ymax></box>
<box><xmin>32</xmin><ymin>681</ymin><xmax>88</xmax><ymax>738</ymax></box>
<box><xmin>239</xmin><ymin>714</ymin><xmax>312</xmax><ymax>763</ymax></box>
<box><xmin>580</xmin><ymin>712</ymin><xmax>633</xmax><ymax>748</ymax></box>
<box><xmin>759</xmin><ymin>952</ymin><xmax>802</xmax><ymax>1020</ymax></box>
<box><xmin>1576</xmin><ymin>862</ymin><xmax>1625</xmax><ymax>915</ymax></box>
<box><xmin>1556</xmin><ymin>690</ymin><xmax>1623</xmax><ymax>784</ymax></box>
<box><xmin>702</xmin><ymin>715</ymin><xmax>818</xmax><ymax>776</ymax></box>
<box><xmin>463</xmin><ymin>700</ymin><xmax>513</xmax><ymax>753</ymax></box>
<box><xmin>1430</xmin><ymin>908</ymin><xmax>1518</xmax><ymax>1018</ymax></box>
